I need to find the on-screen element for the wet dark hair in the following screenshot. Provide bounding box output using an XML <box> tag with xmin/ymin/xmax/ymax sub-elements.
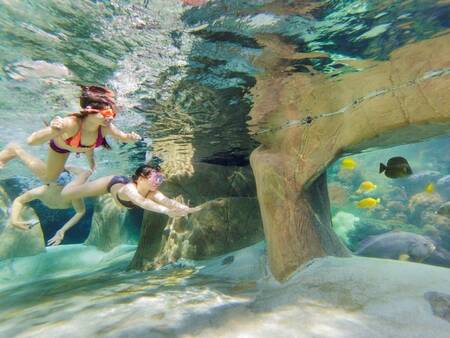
<box><xmin>131</xmin><ymin>164</ymin><xmax>161</xmax><ymax>183</ymax></box>
<box><xmin>79</xmin><ymin>85</ymin><xmax>117</xmax><ymax>112</ymax></box>
<box><xmin>148</xmin><ymin>156</ymin><xmax>163</xmax><ymax>170</ymax></box>
<box><xmin>131</xmin><ymin>157</ymin><xmax>164</xmax><ymax>183</ymax></box>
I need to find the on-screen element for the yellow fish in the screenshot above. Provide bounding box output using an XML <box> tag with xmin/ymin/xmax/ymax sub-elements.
<box><xmin>356</xmin><ymin>197</ymin><xmax>380</xmax><ymax>208</ymax></box>
<box><xmin>425</xmin><ymin>183</ymin><xmax>434</xmax><ymax>193</ymax></box>
<box><xmin>341</xmin><ymin>157</ymin><xmax>357</xmax><ymax>170</ymax></box>
<box><xmin>398</xmin><ymin>254</ymin><xmax>410</xmax><ymax>261</ymax></box>
<box><xmin>356</xmin><ymin>181</ymin><xmax>377</xmax><ymax>194</ymax></box>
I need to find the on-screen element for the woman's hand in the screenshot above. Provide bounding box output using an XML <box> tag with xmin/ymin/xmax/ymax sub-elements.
<box><xmin>11</xmin><ymin>221</ymin><xmax>30</xmax><ymax>230</ymax></box>
<box><xmin>187</xmin><ymin>205</ymin><xmax>203</xmax><ymax>213</ymax></box>
<box><xmin>50</xmin><ymin>116</ymin><xmax>64</xmax><ymax>130</ymax></box>
<box><xmin>48</xmin><ymin>230</ymin><xmax>64</xmax><ymax>246</ymax></box>
<box><xmin>11</xmin><ymin>219</ymin><xmax>38</xmax><ymax>230</ymax></box>
<box><xmin>167</xmin><ymin>208</ymin><xmax>189</xmax><ymax>218</ymax></box>
<box><xmin>127</xmin><ymin>132</ymin><xmax>141</xmax><ymax>142</ymax></box>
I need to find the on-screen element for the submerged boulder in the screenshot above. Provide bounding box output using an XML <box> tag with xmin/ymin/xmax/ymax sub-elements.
<box><xmin>85</xmin><ymin>195</ymin><xmax>141</xmax><ymax>252</ymax></box>
<box><xmin>162</xmin><ymin>163</ymin><xmax>257</xmax><ymax>205</ymax></box>
<box><xmin>0</xmin><ymin>185</ymin><xmax>45</xmax><ymax>260</ymax></box>
<box><xmin>130</xmin><ymin>196</ymin><xmax>264</xmax><ymax>270</ymax></box>
<box><xmin>424</xmin><ymin>291</ymin><xmax>450</xmax><ymax>322</ymax></box>
<box><xmin>0</xmin><ymin>210</ymin><xmax>45</xmax><ymax>260</ymax></box>
<box><xmin>153</xmin><ymin>197</ymin><xmax>264</xmax><ymax>267</ymax></box>
<box><xmin>129</xmin><ymin>164</ymin><xmax>264</xmax><ymax>270</ymax></box>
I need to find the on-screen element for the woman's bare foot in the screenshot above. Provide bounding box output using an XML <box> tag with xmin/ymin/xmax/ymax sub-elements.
<box><xmin>0</xmin><ymin>143</ymin><xmax>19</xmax><ymax>168</ymax></box>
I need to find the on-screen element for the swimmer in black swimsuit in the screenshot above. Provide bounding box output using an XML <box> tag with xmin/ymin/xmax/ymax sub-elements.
<box><xmin>60</xmin><ymin>159</ymin><xmax>201</xmax><ymax>217</ymax></box>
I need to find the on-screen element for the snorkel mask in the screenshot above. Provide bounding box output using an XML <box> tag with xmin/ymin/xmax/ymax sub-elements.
<box><xmin>149</xmin><ymin>170</ymin><xmax>165</xmax><ymax>186</ymax></box>
<box><xmin>99</xmin><ymin>108</ymin><xmax>116</xmax><ymax>118</ymax></box>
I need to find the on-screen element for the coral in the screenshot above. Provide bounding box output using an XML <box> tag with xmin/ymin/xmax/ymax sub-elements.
<box><xmin>328</xmin><ymin>183</ymin><xmax>349</xmax><ymax>206</ymax></box>
<box><xmin>332</xmin><ymin>211</ymin><xmax>359</xmax><ymax>245</ymax></box>
<box><xmin>408</xmin><ymin>192</ymin><xmax>444</xmax><ymax>224</ymax></box>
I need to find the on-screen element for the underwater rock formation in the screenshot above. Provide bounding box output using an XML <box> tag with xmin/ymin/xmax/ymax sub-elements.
<box><xmin>424</xmin><ymin>291</ymin><xmax>450</xmax><ymax>322</ymax></box>
<box><xmin>85</xmin><ymin>195</ymin><xmax>141</xmax><ymax>252</ymax></box>
<box><xmin>153</xmin><ymin>197</ymin><xmax>263</xmax><ymax>267</ymax></box>
<box><xmin>0</xmin><ymin>222</ymin><xmax>45</xmax><ymax>260</ymax></box>
<box><xmin>162</xmin><ymin>163</ymin><xmax>257</xmax><ymax>205</ymax></box>
<box><xmin>129</xmin><ymin>164</ymin><xmax>263</xmax><ymax>270</ymax></box>
<box><xmin>0</xmin><ymin>187</ymin><xmax>45</xmax><ymax>259</ymax></box>
<box><xmin>249</xmin><ymin>33</ymin><xmax>450</xmax><ymax>280</ymax></box>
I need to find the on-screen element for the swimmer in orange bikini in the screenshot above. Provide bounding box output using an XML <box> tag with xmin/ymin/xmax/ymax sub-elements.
<box><xmin>0</xmin><ymin>85</ymin><xmax>141</xmax><ymax>184</ymax></box>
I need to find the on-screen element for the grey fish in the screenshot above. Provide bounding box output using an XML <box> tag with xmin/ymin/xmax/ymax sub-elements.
<box><xmin>379</xmin><ymin>156</ymin><xmax>413</xmax><ymax>179</ymax></box>
<box><xmin>355</xmin><ymin>231</ymin><xmax>435</xmax><ymax>262</ymax></box>
<box><xmin>424</xmin><ymin>247</ymin><xmax>450</xmax><ymax>268</ymax></box>
<box><xmin>437</xmin><ymin>202</ymin><xmax>450</xmax><ymax>216</ymax></box>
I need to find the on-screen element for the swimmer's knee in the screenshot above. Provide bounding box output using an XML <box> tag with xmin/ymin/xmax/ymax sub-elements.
<box><xmin>5</xmin><ymin>142</ymin><xmax>21</xmax><ymax>152</ymax></box>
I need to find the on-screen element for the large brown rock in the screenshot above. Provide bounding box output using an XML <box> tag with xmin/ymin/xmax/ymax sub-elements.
<box><xmin>249</xmin><ymin>33</ymin><xmax>450</xmax><ymax>280</ymax></box>
<box><xmin>129</xmin><ymin>164</ymin><xmax>262</xmax><ymax>270</ymax></box>
<box><xmin>162</xmin><ymin>163</ymin><xmax>257</xmax><ymax>205</ymax></box>
<box><xmin>0</xmin><ymin>186</ymin><xmax>45</xmax><ymax>260</ymax></box>
<box><xmin>153</xmin><ymin>197</ymin><xmax>263</xmax><ymax>267</ymax></box>
<box><xmin>85</xmin><ymin>195</ymin><xmax>141</xmax><ymax>252</ymax></box>
<box><xmin>130</xmin><ymin>196</ymin><xmax>263</xmax><ymax>270</ymax></box>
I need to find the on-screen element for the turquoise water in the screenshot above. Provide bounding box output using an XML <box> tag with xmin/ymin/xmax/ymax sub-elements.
<box><xmin>0</xmin><ymin>0</ymin><xmax>449</xmax><ymax>336</ymax></box>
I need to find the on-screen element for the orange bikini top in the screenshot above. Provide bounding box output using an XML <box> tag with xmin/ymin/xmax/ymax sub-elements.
<box><xmin>65</xmin><ymin>127</ymin><xmax>104</xmax><ymax>149</ymax></box>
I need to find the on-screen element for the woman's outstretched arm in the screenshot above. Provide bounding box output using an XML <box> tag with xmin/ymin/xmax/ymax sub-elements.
<box><xmin>104</xmin><ymin>124</ymin><xmax>141</xmax><ymax>143</ymax></box>
<box><xmin>121</xmin><ymin>185</ymin><xmax>187</xmax><ymax>217</ymax></box>
<box><xmin>151</xmin><ymin>191</ymin><xmax>202</xmax><ymax>213</ymax></box>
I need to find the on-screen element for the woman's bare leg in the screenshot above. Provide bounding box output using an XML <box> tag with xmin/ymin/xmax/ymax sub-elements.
<box><xmin>0</xmin><ymin>143</ymin><xmax>47</xmax><ymax>181</ymax></box>
<box><xmin>62</xmin><ymin>168</ymin><xmax>113</xmax><ymax>200</ymax></box>
<box><xmin>46</xmin><ymin>148</ymin><xmax>70</xmax><ymax>183</ymax></box>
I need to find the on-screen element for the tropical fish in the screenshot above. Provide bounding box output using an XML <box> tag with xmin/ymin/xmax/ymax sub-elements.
<box><xmin>398</xmin><ymin>254</ymin><xmax>410</xmax><ymax>261</ymax></box>
<box><xmin>355</xmin><ymin>231</ymin><xmax>436</xmax><ymax>262</ymax></box>
<box><xmin>437</xmin><ymin>201</ymin><xmax>450</xmax><ymax>216</ymax></box>
<box><xmin>425</xmin><ymin>183</ymin><xmax>434</xmax><ymax>193</ymax></box>
<box><xmin>356</xmin><ymin>197</ymin><xmax>380</xmax><ymax>208</ymax></box>
<box><xmin>424</xmin><ymin>247</ymin><xmax>450</xmax><ymax>268</ymax></box>
<box><xmin>356</xmin><ymin>181</ymin><xmax>377</xmax><ymax>194</ymax></box>
<box><xmin>379</xmin><ymin>156</ymin><xmax>412</xmax><ymax>179</ymax></box>
<box><xmin>341</xmin><ymin>157</ymin><xmax>357</xmax><ymax>170</ymax></box>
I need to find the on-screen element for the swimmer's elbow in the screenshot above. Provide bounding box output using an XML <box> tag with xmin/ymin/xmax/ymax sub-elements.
<box><xmin>26</xmin><ymin>134</ymin><xmax>37</xmax><ymax>145</ymax></box>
